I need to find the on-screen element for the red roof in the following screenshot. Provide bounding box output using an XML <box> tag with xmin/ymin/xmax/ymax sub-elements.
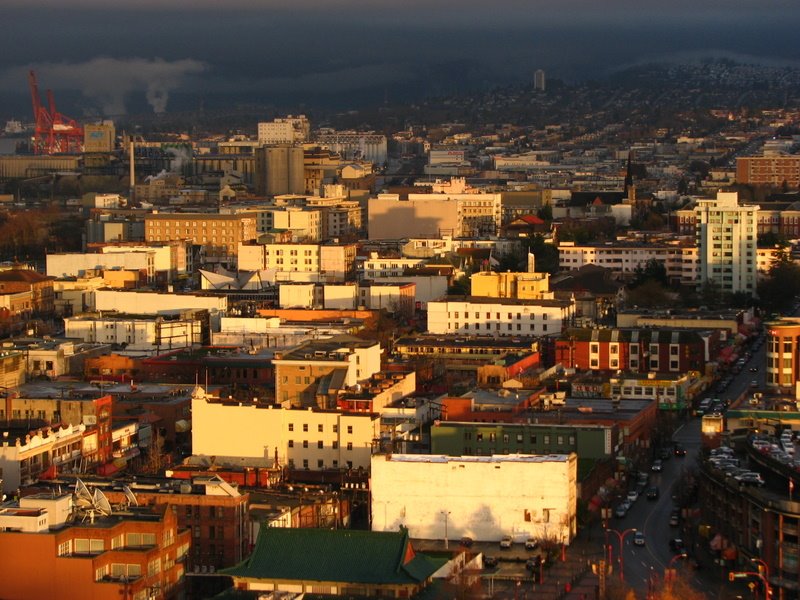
<box><xmin>519</xmin><ymin>214</ymin><xmax>545</xmax><ymax>225</ymax></box>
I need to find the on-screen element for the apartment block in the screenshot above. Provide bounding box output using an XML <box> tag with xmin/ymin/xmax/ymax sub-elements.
<box><xmin>191</xmin><ymin>386</ymin><xmax>379</xmax><ymax>471</ymax></box>
<box><xmin>736</xmin><ymin>155</ymin><xmax>800</xmax><ymax>187</ymax></box>
<box><xmin>144</xmin><ymin>213</ymin><xmax>257</xmax><ymax>265</ymax></box>
<box><xmin>427</xmin><ymin>296</ymin><xmax>575</xmax><ymax>337</ymax></box>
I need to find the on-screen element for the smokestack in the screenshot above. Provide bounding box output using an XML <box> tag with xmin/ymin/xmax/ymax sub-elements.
<box><xmin>129</xmin><ymin>139</ymin><xmax>135</xmax><ymax>205</ymax></box>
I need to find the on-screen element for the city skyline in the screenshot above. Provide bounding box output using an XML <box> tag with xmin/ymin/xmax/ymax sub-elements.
<box><xmin>2</xmin><ymin>0</ymin><xmax>800</xmax><ymax>116</ymax></box>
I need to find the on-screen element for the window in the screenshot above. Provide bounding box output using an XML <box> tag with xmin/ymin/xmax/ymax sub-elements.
<box><xmin>302</xmin><ymin>459</ymin><xmax>309</xmax><ymax>469</ymax></box>
<box><xmin>347</xmin><ymin>425</ymin><xmax>353</xmax><ymax>434</ymax></box>
<box><xmin>303</xmin><ymin>440</ymin><xmax>309</xmax><ymax>448</ymax></box>
<box><xmin>57</xmin><ymin>540</ymin><xmax>72</xmax><ymax>556</ymax></box>
<box><xmin>543</xmin><ymin>435</ymin><xmax>550</xmax><ymax>445</ymax></box>
<box><xmin>317</xmin><ymin>440</ymin><xmax>323</xmax><ymax>449</ymax></box>
<box><xmin>303</xmin><ymin>424</ymin><xmax>309</xmax><ymax>432</ymax></box>
<box><xmin>288</xmin><ymin>440</ymin><xmax>294</xmax><ymax>448</ymax></box>
<box><xmin>288</xmin><ymin>423</ymin><xmax>294</xmax><ymax>432</ymax></box>
<box><xmin>318</xmin><ymin>424</ymin><xmax>323</xmax><ymax>433</ymax></box>
<box><xmin>318</xmin><ymin>459</ymin><xmax>324</xmax><ymax>468</ymax></box>
<box><xmin>332</xmin><ymin>441</ymin><xmax>338</xmax><ymax>449</ymax></box>
<box><xmin>95</xmin><ymin>564</ymin><xmax>109</xmax><ymax>581</ymax></box>
<box><xmin>346</xmin><ymin>442</ymin><xmax>353</xmax><ymax>451</ymax></box>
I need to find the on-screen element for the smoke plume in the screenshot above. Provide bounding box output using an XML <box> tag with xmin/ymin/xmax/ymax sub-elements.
<box><xmin>0</xmin><ymin>57</ymin><xmax>206</xmax><ymax>115</ymax></box>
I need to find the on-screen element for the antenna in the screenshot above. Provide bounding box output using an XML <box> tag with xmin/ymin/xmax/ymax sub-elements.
<box><xmin>74</xmin><ymin>478</ymin><xmax>93</xmax><ymax>508</ymax></box>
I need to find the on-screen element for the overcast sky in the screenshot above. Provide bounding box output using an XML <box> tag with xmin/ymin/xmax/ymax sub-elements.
<box><xmin>3</xmin><ymin>0</ymin><xmax>800</xmax><ymax>118</ymax></box>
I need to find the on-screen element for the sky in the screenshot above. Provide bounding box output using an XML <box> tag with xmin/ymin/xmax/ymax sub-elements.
<box><xmin>2</xmin><ymin>0</ymin><xmax>800</xmax><ymax>119</ymax></box>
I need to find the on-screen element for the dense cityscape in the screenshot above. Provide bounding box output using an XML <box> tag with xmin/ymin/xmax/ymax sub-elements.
<box><xmin>3</xmin><ymin>7</ymin><xmax>800</xmax><ymax>598</ymax></box>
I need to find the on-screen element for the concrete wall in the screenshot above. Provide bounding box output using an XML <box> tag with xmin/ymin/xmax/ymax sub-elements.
<box><xmin>371</xmin><ymin>453</ymin><xmax>577</xmax><ymax>543</ymax></box>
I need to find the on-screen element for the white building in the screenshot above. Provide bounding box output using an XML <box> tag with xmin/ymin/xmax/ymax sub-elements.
<box><xmin>191</xmin><ymin>386</ymin><xmax>379</xmax><ymax>471</ymax></box>
<box><xmin>257</xmin><ymin>116</ymin><xmax>310</xmax><ymax>145</ymax></box>
<box><xmin>694</xmin><ymin>191</ymin><xmax>759</xmax><ymax>295</ymax></box>
<box><xmin>0</xmin><ymin>423</ymin><xmax>86</xmax><ymax>493</ymax></box>
<box><xmin>46</xmin><ymin>251</ymin><xmax>156</xmax><ymax>283</ymax></box>
<box><xmin>237</xmin><ymin>242</ymin><xmax>355</xmax><ymax>282</ymax></box>
<box><xmin>371</xmin><ymin>453</ymin><xmax>577</xmax><ymax>543</ymax></box>
<box><xmin>93</xmin><ymin>289</ymin><xmax>227</xmax><ymax>330</ymax></box>
<box><xmin>362</xmin><ymin>255</ymin><xmax>428</xmax><ymax>279</ymax></box>
<box><xmin>64</xmin><ymin>314</ymin><xmax>203</xmax><ymax>353</ymax></box>
<box><xmin>558</xmin><ymin>241</ymin><xmax>698</xmax><ymax>286</ymax></box>
<box><xmin>427</xmin><ymin>296</ymin><xmax>575</xmax><ymax>337</ymax></box>
<box><xmin>315</xmin><ymin>132</ymin><xmax>388</xmax><ymax>165</ymax></box>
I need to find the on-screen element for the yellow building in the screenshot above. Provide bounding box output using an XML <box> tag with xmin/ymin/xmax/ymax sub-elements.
<box><xmin>470</xmin><ymin>270</ymin><xmax>552</xmax><ymax>300</ymax></box>
<box><xmin>145</xmin><ymin>213</ymin><xmax>257</xmax><ymax>265</ymax></box>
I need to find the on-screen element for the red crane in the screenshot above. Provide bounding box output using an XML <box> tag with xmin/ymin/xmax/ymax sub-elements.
<box><xmin>28</xmin><ymin>70</ymin><xmax>83</xmax><ymax>154</ymax></box>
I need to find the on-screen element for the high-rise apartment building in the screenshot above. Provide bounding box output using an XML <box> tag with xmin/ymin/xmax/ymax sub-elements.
<box><xmin>736</xmin><ymin>155</ymin><xmax>800</xmax><ymax>187</ymax></box>
<box><xmin>257</xmin><ymin>116</ymin><xmax>310</xmax><ymax>145</ymax></box>
<box><xmin>534</xmin><ymin>69</ymin><xmax>546</xmax><ymax>91</ymax></box>
<box><xmin>765</xmin><ymin>319</ymin><xmax>800</xmax><ymax>393</ymax></box>
<box><xmin>693</xmin><ymin>191</ymin><xmax>758</xmax><ymax>296</ymax></box>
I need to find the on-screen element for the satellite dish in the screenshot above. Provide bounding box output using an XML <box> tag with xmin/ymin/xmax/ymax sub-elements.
<box><xmin>74</xmin><ymin>478</ymin><xmax>93</xmax><ymax>508</ymax></box>
<box><xmin>93</xmin><ymin>488</ymin><xmax>113</xmax><ymax>517</ymax></box>
<box><xmin>122</xmin><ymin>485</ymin><xmax>138</xmax><ymax>507</ymax></box>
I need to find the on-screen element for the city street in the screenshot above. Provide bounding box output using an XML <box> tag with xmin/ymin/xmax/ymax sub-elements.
<box><xmin>613</xmin><ymin>330</ymin><xmax>767</xmax><ymax>597</ymax></box>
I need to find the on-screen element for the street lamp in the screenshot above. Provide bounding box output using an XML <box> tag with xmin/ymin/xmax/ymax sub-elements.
<box><xmin>441</xmin><ymin>510</ymin><xmax>451</xmax><ymax>550</ymax></box>
<box><xmin>606</xmin><ymin>527</ymin><xmax>637</xmax><ymax>581</ymax></box>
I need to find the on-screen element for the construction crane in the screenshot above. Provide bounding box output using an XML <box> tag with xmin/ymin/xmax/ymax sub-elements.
<box><xmin>28</xmin><ymin>70</ymin><xmax>83</xmax><ymax>154</ymax></box>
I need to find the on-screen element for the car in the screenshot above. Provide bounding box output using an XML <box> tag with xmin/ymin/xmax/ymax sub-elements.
<box><xmin>646</xmin><ymin>486</ymin><xmax>660</xmax><ymax>500</ymax></box>
<box><xmin>615</xmin><ymin>504</ymin><xmax>628</xmax><ymax>518</ymax></box>
<box><xmin>525</xmin><ymin>556</ymin><xmax>541</xmax><ymax>571</ymax></box>
<box><xmin>651</xmin><ymin>460</ymin><xmax>663</xmax><ymax>472</ymax></box>
<box><xmin>669</xmin><ymin>538</ymin><xmax>686</xmax><ymax>553</ymax></box>
<box><xmin>627</xmin><ymin>490</ymin><xmax>639</xmax><ymax>502</ymax></box>
<box><xmin>674</xmin><ymin>444</ymin><xmax>687</xmax><ymax>457</ymax></box>
<box><xmin>525</xmin><ymin>538</ymin><xmax>539</xmax><ymax>550</ymax></box>
<box><xmin>751</xmin><ymin>380</ymin><xmax>759</xmax><ymax>388</ymax></box>
<box><xmin>669</xmin><ymin>511</ymin><xmax>680</xmax><ymax>527</ymax></box>
<box><xmin>633</xmin><ymin>531</ymin><xmax>645</xmax><ymax>546</ymax></box>
<box><xmin>499</xmin><ymin>535</ymin><xmax>513</xmax><ymax>549</ymax></box>
<box><xmin>483</xmin><ymin>556</ymin><xmax>498</xmax><ymax>568</ymax></box>
<box><xmin>459</xmin><ymin>536</ymin><xmax>473</xmax><ymax>547</ymax></box>
<box><xmin>750</xmin><ymin>367</ymin><xmax>759</xmax><ymax>372</ymax></box>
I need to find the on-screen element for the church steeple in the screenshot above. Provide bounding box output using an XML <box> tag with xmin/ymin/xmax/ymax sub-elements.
<box><xmin>623</xmin><ymin>150</ymin><xmax>634</xmax><ymax>194</ymax></box>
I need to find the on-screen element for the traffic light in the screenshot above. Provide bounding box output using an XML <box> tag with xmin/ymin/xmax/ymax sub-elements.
<box><xmin>729</xmin><ymin>572</ymin><xmax>735</xmax><ymax>582</ymax></box>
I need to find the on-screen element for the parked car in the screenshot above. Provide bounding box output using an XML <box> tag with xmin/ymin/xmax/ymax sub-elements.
<box><xmin>669</xmin><ymin>510</ymin><xmax>681</xmax><ymax>526</ymax></box>
<box><xmin>525</xmin><ymin>538</ymin><xmax>539</xmax><ymax>550</ymax></box>
<box><xmin>459</xmin><ymin>536</ymin><xmax>473</xmax><ymax>547</ymax></box>
<box><xmin>484</xmin><ymin>556</ymin><xmax>498</xmax><ymax>568</ymax></box>
<box><xmin>525</xmin><ymin>556</ymin><xmax>541</xmax><ymax>571</ymax></box>
<box><xmin>615</xmin><ymin>504</ymin><xmax>628</xmax><ymax>518</ymax></box>
<box><xmin>646</xmin><ymin>486</ymin><xmax>660</xmax><ymax>500</ymax></box>
<box><xmin>499</xmin><ymin>535</ymin><xmax>513</xmax><ymax>549</ymax></box>
<box><xmin>633</xmin><ymin>531</ymin><xmax>645</xmax><ymax>546</ymax></box>
<box><xmin>627</xmin><ymin>490</ymin><xmax>639</xmax><ymax>502</ymax></box>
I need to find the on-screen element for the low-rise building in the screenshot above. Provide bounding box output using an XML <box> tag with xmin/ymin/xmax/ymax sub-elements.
<box><xmin>0</xmin><ymin>492</ymin><xmax>190</xmax><ymax>600</ymax></box>
<box><xmin>272</xmin><ymin>336</ymin><xmax>382</xmax><ymax>409</ymax></box>
<box><xmin>65</xmin><ymin>313</ymin><xmax>204</xmax><ymax>355</ymax></box>
<box><xmin>191</xmin><ymin>386</ymin><xmax>379</xmax><ymax>471</ymax></box>
<box><xmin>427</xmin><ymin>296</ymin><xmax>575</xmax><ymax>338</ymax></box>
<box><xmin>371</xmin><ymin>453</ymin><xmax>577</xmax><ymax>543</ymax></box>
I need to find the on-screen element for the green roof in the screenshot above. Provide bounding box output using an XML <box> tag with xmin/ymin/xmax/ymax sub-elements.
<box><xmin>222</xmin><ymin>527</ymin><xmax>440</xmax><ymax>585</ymax></box>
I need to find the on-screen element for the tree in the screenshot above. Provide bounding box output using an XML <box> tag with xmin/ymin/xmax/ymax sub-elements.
<box><xmin>629</xmin><ymin>259</ymin><xmax>669</xmax><ymax>289</ymax></box>
<box><xmin>536</xmin><ymin>203</ymin><xmax>553</xmax><ymax>221</ymax></box>
<box><xmin>758</xmin><ymin>247</ymin><xmax>800</xmax><ymax>314</ymax></box>
<box><xmin>525</xmin><ymin>234</ymin><xmax>559</xmax><ymax>274</ymax></box>
<box><xmin>625</xmin><ymin>279</ymin><xmax>673</xmax><ymax>308</ymax></box>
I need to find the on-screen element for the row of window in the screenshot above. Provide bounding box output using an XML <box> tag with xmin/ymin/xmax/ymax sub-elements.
<box><xmin>288</xmin><ymin>440</ymin><xmax>354</xmax><ymax>450</ymax></box>
<box><xmin>589</xmin><ymin>343</ymin><xmax>680</xmax><ymax>356</ymax></box>
<box><xmin>449</xmin><ymin>312</ymin><xmax>548</xmax><ymax>320</ymax></box>
<box><xmin>288</xmin><ymin>458</ymin><xmax>353</xmax><ymax>469</ymax></box>
<box><xmin>287</xmin><ymin>423</ymin><xmax>351</xmax><ymax>434</ymax></box>
<box><xmin>464</xmin><ymin>431</ymin><xmax>575</xmax><ymax>445</ymax></box>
